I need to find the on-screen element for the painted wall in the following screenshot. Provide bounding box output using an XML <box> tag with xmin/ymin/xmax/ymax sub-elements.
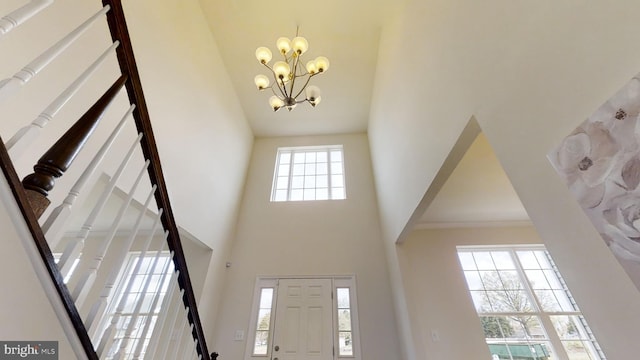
<box><xmin>400</xmin><ymin>226</ymin><xmax>543</xmax><ymax>360</ymax></box>
<box><xmin>0</xmin><ymin>0</ymin><xmax>253</xmax><ymax>343</ymax></box>
<box><xmin>212</xmin><ymin>134</ymin><xmax>401</xmax><ymax>360</ymax></box>
<box><xmin>369</xmin><ymin>0</ymin><xmax>640</xmax><ymax>359</ymax></box>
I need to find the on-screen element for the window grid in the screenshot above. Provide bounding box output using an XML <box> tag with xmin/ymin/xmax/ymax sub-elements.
<box><xmin>103</xmin><ymin>253</ymin><xmax>173</xmax><ymax>360</ymax></box>
<box><xmin>271</xmin><ymin>146</ymin><xmax>345</xmax><ymax>202</ymax></box>
<box><xmin>253</xmin><ymin>288</ymin><xmax>275</xmax><ymax>356</ymax></box>
<box><xmin>458</xmin><ymin>247</ymin><xmax>605</xmax><ymax>360</ymax></box>
<box><xmin>336</xmin><ymin>287</ymin><xmax>353</xmax><ymax>357</ymax></box>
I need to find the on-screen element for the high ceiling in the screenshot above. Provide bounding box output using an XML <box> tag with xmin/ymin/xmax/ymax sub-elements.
<box><xmin>199</xmin><ymin>0</ymin><xmax>401</xmax><ymax>137</ymax></box>
<box><xmin>197</xmin><ymin>0</ymin><xmax>528</xmax><ymax>226</ymax></box>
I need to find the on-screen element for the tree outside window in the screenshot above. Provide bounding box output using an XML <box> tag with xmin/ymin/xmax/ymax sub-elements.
<box><xmin>458</xmin><ymin>247</ymin><xmax>605</xmax><ymax>360</ymax></box>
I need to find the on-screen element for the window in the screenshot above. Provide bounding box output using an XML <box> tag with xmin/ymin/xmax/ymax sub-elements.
<box><xmin>101</xmin><ymin>253</ymin><xmax>173</xmax><ymax>359</ymax></box>
<box><xmin>271</xmin><ymin>145</ymin><xmax>346</xmax><ymax>202</ymax></box>
<box><xmin>252</xmin><ymin>288</ymin><xmax>275</xmax><ymax>355</ymax></box>
<box><xmin>457</xmin><ymin>246</ymin><xmax>605</xmax><ymax>360</ymax></box>
<box><xmin>53</xmin><ymin>253</ymin><xmax>80</xmax><ymax>283</ymax></box>
<box><xmin>336</xmin><ymin>287</ymin><xmax>354</xmax><ymax>356</ymax></box>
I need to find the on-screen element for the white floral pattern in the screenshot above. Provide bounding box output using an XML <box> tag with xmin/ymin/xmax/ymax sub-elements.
<box><xmin>549</xmin><ymin>76</ymin><xmax>640</xmax><ymax>268</ymax></box>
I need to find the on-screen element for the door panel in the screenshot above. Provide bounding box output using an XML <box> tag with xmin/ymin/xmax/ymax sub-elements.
<box><xmin>272</xmin><ymin>279</ymin><xmax>333</xmax><ymax>360</ymax></box>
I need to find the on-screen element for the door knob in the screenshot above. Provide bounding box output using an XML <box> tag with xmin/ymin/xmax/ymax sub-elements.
<box><xmin>274</xmin><ymin>345</ymin><xmax>280</xmax><ymax>351</ymax></box>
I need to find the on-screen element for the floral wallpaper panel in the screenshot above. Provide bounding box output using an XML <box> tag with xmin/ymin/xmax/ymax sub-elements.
<box><xmin>548</xmin><ymin>75</ymin><xmax>640</xmax><ymax>287</ymax></box>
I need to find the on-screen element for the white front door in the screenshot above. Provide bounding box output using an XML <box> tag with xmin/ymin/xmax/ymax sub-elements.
<box><xmin>271</xmin><ymin>278</ymin><xmax>334</xmax><ymax>360</ymax></box>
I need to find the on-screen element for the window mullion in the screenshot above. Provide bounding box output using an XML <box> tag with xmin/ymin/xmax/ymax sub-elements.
<box><xmin>510</xmin><ymin>249</ymin><xmax>569</xmax><ymax>360</ymax></box>
<box><xmin>327</xmin><ymin>149</ymin><xmax>333</xmax><ymax>199</ymax></box>
<box><xmin>287</xmin><ymin>150</ymin><xmax>295</xmax><ymax>201</ymax></box>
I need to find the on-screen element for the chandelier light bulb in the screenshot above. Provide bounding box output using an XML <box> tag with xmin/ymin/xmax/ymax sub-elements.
<box><xmin>291</xmin><ymin>36</ymin><xmax>309</xmax><ymax>55</ymax></box>
<box><xmin>269</xmin><ymin>95</ymin><xmax>284</xmax><ymax>111</ymax></box>
<box><xmin>273</xmin><ymin>61</ymin><xmax>291</xmax><ymax>81</ymax></box>
<box><xmin>306</xmin><ymin>60</ymin><xmax>317</xmax><ymax>74</ymax></box>
<box><xmin>255</xmin><ymin>47</ymin><xmax>272</xmax><ymax>64</ymax></box>
<box><xmin>276</xmin><ymin>37</ymin><xmax>292</xmax><ymax>54</ymax></box>
<box><xmin>254</xmin><ymin>74</ymin><xmax>270</xmax><ymax>90</ymax></box>
<box><xmin>315</xmin><ymin>56</ymin><xmax>330</xmax><ymax>73</ymax></box>
<box><xmin>305</xmin><ymin>85</ymin><xmax>321</xmax><ymax>101</ymax></box>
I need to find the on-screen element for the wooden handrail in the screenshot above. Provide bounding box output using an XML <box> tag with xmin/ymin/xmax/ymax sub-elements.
<box><xmin>101</xmin><ymin>1</ymin><xmax>212</xmax><ymax>358</ymax></box>
<box><xmin>22</xmin><ymin>75</ymin><xmax>127</xmax><ymax>218</ymax></box>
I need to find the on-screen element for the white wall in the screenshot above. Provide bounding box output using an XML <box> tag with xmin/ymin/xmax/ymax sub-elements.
<box><xmin>212</xmin><ymin>133</ymin><xmax>401</xmax><ymax>360</ymax></box>
<box><xmin>369</xmin><ymin>0</ymin><xmax>640</xmax><ymax>359</ymax></box>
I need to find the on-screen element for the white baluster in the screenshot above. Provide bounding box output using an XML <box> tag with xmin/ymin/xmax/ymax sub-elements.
<box><xmin>183</xmin><ymin>324</ymin><xmax>197</xmax><ymax>360</ymax></box>
<box><xmin>156</xmin><ymin>288</ymin><xmax>185</xmax><ymax>360</ymax></box>
<box><xmin>0</xmin><ymin>5</ymin><xmax>110</xmax><ymax>103</ymax></box>
<box><xmin>6</xmin><ymin>42</ymin><xmax>121</xmax><ymax>158</ymax></box>
<box><xmin>143</xmin><ymin>270</ymin><xmax>179</xmax><ymax>360</ymax></box>
<box><xmin>0</xmin><ymin>0</ymin><xmax>54</xmax><ymax>38</ymax></box>
<box><xmin>85</xmin><ymin>188</ymin><xmax>159</xmax><ymax>337</ymax></box>
<box><xmin>187</xmin><ymin>333</ymin><xmax>198</xmax><ymax>360</ymax></box>
<box><xmin>100</xmin><ymin>242</ymin><xmax>168</xmax><ymax>359</ymax></box>
<box><xmin>71</xmin><ymin>159</ymin><xmax>151</xmax><ymax>308</ymax></box>
<box><xmin>191</xmin><ymin>341</ymin><xmax>199</xmax><ymax>360</ymax></box>
<box><xmin>169</xmin><ymin>313</ymin><xmax>190</xmax><ymax>360</ymax></box>
<box><xmin>179</xmin><ymin>322</ymin><xmax>195</xmax><ymax>359</ymax></box>
<box><xmin>43</xmin><ymin>104</ymin><xmax>133</xmax><ymax>249</ymax></box>
<box><xmin>57</xmin><ymin>133</ymin><xmax>143</xmax><ymax>279</ymax></box>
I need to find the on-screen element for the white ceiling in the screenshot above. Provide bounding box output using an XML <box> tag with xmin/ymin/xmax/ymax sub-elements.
<box><xmin>198</xmin><ymin>0</ymin><xmax>528</xmax><ymax>226</ymax></box>
<box><xmin>199</xmin><ymin>0</ymin><xmax>400</xmax><ymax>137</ymax></box>
<box><xmin>417</xmin><ymin>133</ymin><xmax>530</xmax><ymax>228</ymax></box>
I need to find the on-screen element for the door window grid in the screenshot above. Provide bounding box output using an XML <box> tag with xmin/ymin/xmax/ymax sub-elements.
<box><xmin>336</xmin><ymin>287</ymin><xmax>353</xmax><ymax>357</ymax></box>
<box><xmin>271</xmin><ymin>146</ymin><xmax>346</xmax><ymax>202</ymax></box>
<box><xmin>457</xmin><ymin>247</ymin><xmax>605</xmax><ymax>360</ymax></box>
<box><xmin>252</xmin><ymin>288</ymin><xmax>274</xmax><ymax>356</ymax></box>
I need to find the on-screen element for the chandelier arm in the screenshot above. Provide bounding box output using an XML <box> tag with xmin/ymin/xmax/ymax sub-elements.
<box><xmin>289</xmin><ymin>55</ymin><xmax>301</xmax><ymax>99</ymax></box>
<box><xmin>279</xmin><ymin>79</ymin><xmax>289</xmax><ymax>98</ymax></box>
<box><xmin>260</xmin><ymin>61</ymin><xmax>275</xmax><ymax>74</ymax></box>
<box><xmin>271</xmin><ymin>80</ymin><xmax>286</xmax><ymax>99</ymax></box>
<box><xmin>292</xmin><ymin>73</ymin><xmax>315</xmax><ymax>100</ymax></box>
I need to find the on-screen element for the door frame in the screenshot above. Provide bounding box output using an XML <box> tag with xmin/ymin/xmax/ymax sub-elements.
<box><xmin>244</xmin><ymin>275</ymin><xmax>362</xmax><ymax>360</ymax></box>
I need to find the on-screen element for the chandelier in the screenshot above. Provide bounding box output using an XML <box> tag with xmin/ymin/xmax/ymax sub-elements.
<box><xmin>254</xmin><ymin>29</ymin><xmax>330</xmax><ymax>112</ymax></box>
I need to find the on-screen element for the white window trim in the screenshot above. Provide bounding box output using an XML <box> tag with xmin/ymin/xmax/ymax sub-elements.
<box><xmin>270</xmin><ymin>145</ymin><xmax>346</xmax><ymax>202</ymax></box>
<box><xmin>244</xmin><ymin>275</ymin><xmax>361</xmax><ymax>360</ymax></box>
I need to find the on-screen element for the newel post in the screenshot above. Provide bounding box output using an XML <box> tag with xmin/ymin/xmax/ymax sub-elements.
<box><xmin>22</xmin><ymin>75</ymin><xmax>127</xmax><ymax>218</ymax></box>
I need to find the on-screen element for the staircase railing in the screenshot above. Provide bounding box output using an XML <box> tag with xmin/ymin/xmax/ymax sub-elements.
<box><xmin>0</xmin><ymin>0</ymin><xmax>211</xmax><ymax>359</ymax></box>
